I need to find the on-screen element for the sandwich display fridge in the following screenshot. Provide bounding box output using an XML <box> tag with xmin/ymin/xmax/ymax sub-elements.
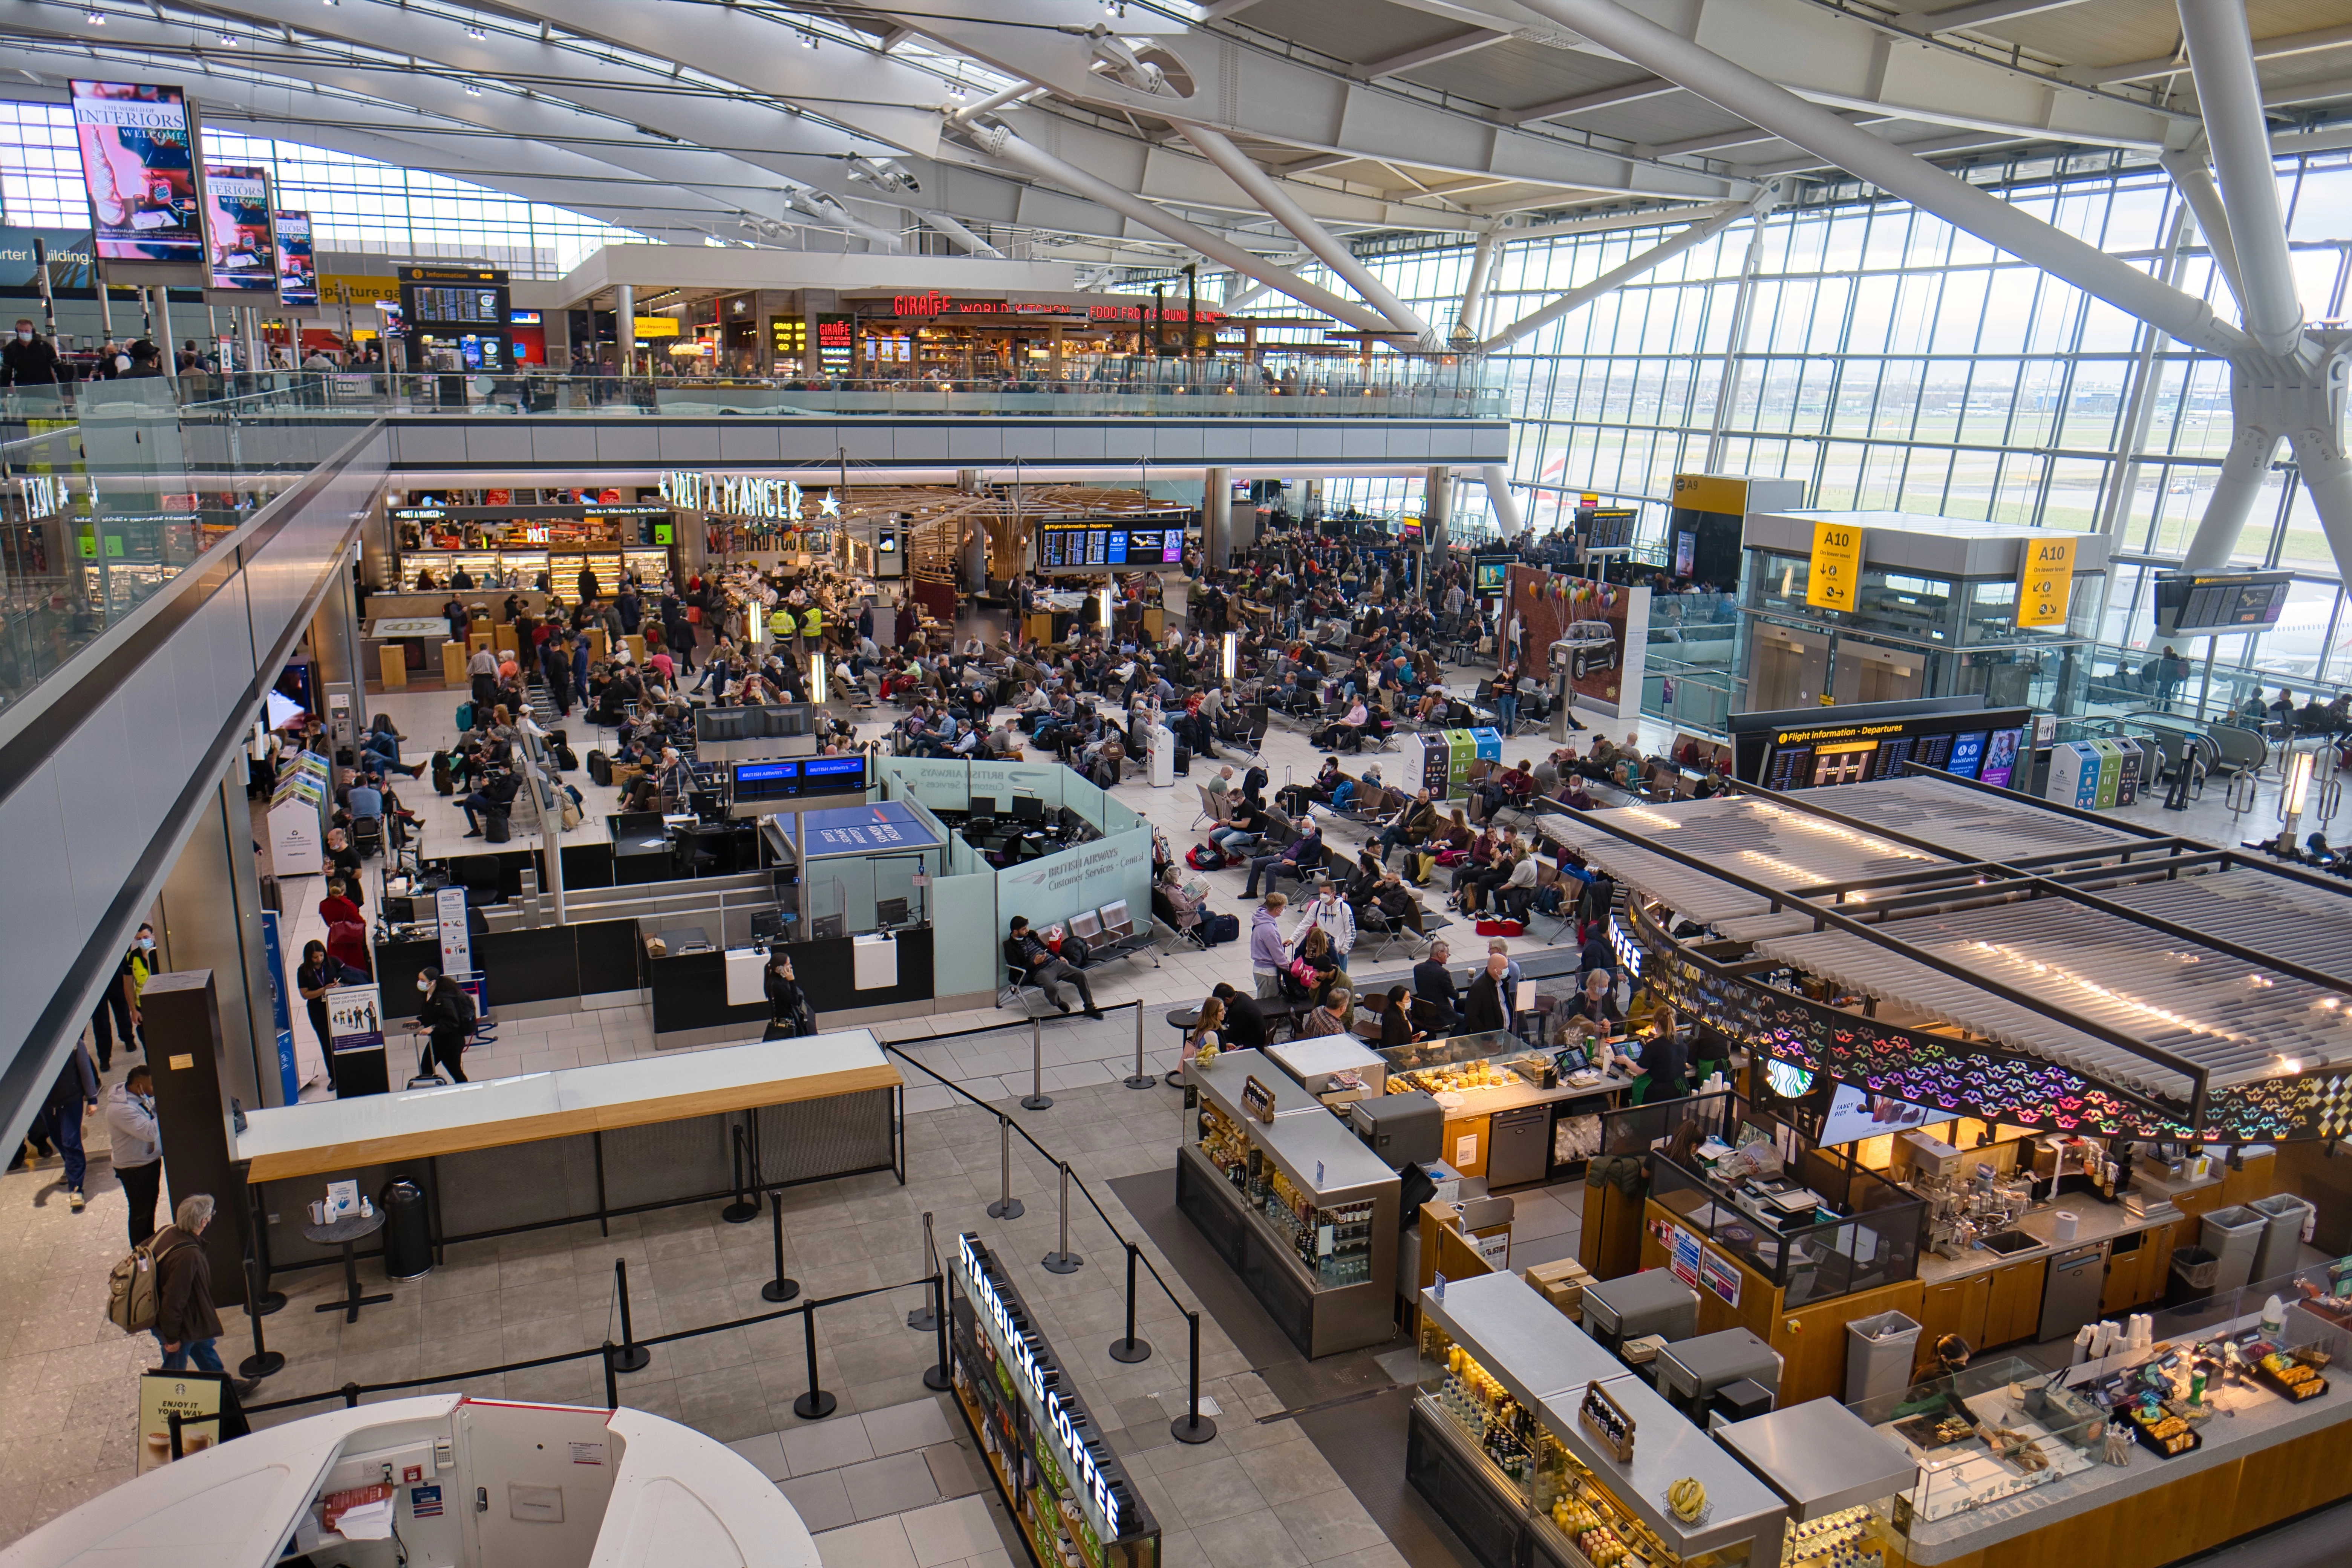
<box><xmin>1176</xmin><ymin>1049</ymin><xmax>1401</xmax><ymax>1358</ymax></box>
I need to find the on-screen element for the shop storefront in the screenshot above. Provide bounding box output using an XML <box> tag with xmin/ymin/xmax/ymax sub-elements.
<box><xmin>387</xmin><ymin>492</ymin><xmax>674</xmax><ymax>594</ymax></box>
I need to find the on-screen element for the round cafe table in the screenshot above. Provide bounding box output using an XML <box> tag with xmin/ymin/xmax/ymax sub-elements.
<box><xmin>1164</xmin><ymin>1008</ymin><xmax>1200</xmax><ymax>1087</ymax></box>
<box><xmin>303</xmin><ymin>1210</ymin><xmax>394</xmax><ymax>1325</ymax></box>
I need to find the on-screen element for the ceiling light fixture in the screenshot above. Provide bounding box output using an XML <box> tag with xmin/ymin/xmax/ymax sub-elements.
<box><xmin>218</xmin><ymin>30</ymin><xmax>236</xmax><ymax>44</ymax></box>
<box><xmin>85</xmin><ymin>7</ymin><xmax>103</xmax><ymax>21</ymax></box>
<box><xmin>467</xmin><ymin>22</ymin><xmax>484</xmax><ymax>38</ymax></box>
<box><xmin>464</xmin><ymin>83</ymin><xmax>481</xmax><ymax>95</ymax></box>
<box><xmin>796</xmin><ymin>29</ymin><xmax>818</xmax><ymax>48</ymax></box>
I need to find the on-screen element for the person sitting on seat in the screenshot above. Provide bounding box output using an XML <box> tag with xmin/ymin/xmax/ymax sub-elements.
<box><xmin>1243</xmin><ymin>813</ymin><xmax>1323</xmax><ymax>899</ymax></box>
<box><xmin>1318</xmin><ymin>697</ymin><xmax>1370</xmax><ymax>752</ymax></box>
<box><xmin>1003</xmin><ymin>916</ymin><xmax>1103</xmax><ymax>1018</ymax></box>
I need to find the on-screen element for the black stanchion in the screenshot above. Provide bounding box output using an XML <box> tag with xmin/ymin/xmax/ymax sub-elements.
<box><xmin>907</xmin><ymin>1211</ymin><xmax>939</xmax><ymax>1332</ymax></box>
<box><xmin>238</xmin><ymin>1242</ymin><xmax>286</xmax><ymax>1380</ymax></box>
<box><xmin>924</xmin><ymin>1273</ymin><xmax>952</xmax><ymax>1393</ymax></box>
<box><xmin>167</xmin><ymin>1410</ymin><xmax>185</xmax><ymax>1460</ymax></box>
<box><xmin>792</xmin><ymin>1305</ymin><xmax>838</xmax><ymax>1419</ymax></box>
<box><xmin>1169</xmin><ymin>1312</ymin><xmax>1216</xmax><ymax>1444</ymax></box>
<box><xmin>985</xmin><ymin>1114</ymin><xmax>1024</xmax><ymax>1220</ymax></box>
<box><xmin>1021</xmin><ymin>1018</ymin><xmax>1053</xmax><ymax>1111</ymax></box>
<box><xmin>602</xmin><ymin>1340</ymin><xmax>619</xmax><ymax>1408</ymax></box>
<box><xmin>721</xmin><ymin>1120</ymin><xmax>760</xmax><ymax>1223</ymax></box>
<box><xmin>1125</xmin><ymin>1004</ymin><xmax>1155</xmax><ymax>1090</ymax></box>
<box><xmin>245</xmin><ymin>1185</ymin><xmax>285</xmax><ymax>1315</ymax></box>
<box><xmin>612</xmin><ymin>1259</ymin><xmax>651</xmax><ymax>1373</ymax></box>
<box><xmin>1108</xmin><ymin>1243</ymin><xmax>1153</xmax><ymax>1364</ymax></box>
<box><xmin>341</xmin><ymin>1381</ymin><xmax>362</xmax><ymax>1410</ymax></box>
<box><xmin>762</xmin><ymin>1192</ymin><xmax>801</xmax><ymax>1304</ymax></box>
<box><xmin>1041</xmin><ymin>1162</ymin><xmax>1083</xmax><ymax>1275</ymax></box>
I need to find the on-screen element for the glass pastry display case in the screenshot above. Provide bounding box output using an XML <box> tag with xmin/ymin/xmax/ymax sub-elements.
<box><xmin>1410</xmin><ymin>1271</ymin><xmax>1789</xmax><ymax>1568</ymax></box>
<box><xmin>1715</xmin><ymin>1397</ymin><xmax>1918</xmax><ymax>1568</ymax></box>
<box><xmin>1176</xmin><ymin>1049</ymin><xmax>1399</xmax><ymax>1358</ymax></box>
<box><xmin>1853</xmin><ymin>1356</ymin><xmax>2103</xmax><ymax>1527</ymax></box>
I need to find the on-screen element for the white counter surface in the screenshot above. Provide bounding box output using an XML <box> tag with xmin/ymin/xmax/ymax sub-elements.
<box><xmin>237</xmin><ymin>1029</ymin><xmax>898</xmax><ymax>1181</ymax></box>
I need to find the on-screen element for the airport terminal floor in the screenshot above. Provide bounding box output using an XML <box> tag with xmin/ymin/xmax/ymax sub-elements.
<box><xmin>6</xmin><ymin>593</ymin><xmax>2351</xmax><ymax>1568</ymax></box>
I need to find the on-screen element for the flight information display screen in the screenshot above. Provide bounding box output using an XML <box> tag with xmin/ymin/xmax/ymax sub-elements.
<box><xmin>1036</xmin><ymin>519</ymin><xmax>1188</xmax><ymax>572</ymax></box>
<box><xmin>731</xmin><ymin>754</ymin><xmax>868</xmax><ymax>802</ymax></box>
<box><xmin>2154</xmin><ymin>571</ymin><xmax>2292</xmax><ymax>638</ymax></box>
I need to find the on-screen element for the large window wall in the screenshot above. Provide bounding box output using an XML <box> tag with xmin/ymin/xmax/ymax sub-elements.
<box><xmin>1295</xmin><ymin>149</ymin><xmax>2352</xmax><ymax>688</ymax></box>
<box><xmin>0</xmin><ymin>101</ymin><xmax>637</xmax><ymax>276</ymax></box>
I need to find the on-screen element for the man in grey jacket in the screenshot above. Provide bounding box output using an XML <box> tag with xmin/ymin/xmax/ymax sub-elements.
<box><xmin>105</xmin><ymin>1065</ymin><xmax>164</xmax><ymax>1246</ymax></box>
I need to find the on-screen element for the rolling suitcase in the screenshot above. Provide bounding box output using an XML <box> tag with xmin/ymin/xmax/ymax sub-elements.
<box><xmin>1173</xmin><ymin>743</ymin><xmax>1191</xmax><ymax>778</ymax></box>
<box><xmin>588</xmin><ymin>749</ymin><xmax>612</xmax><ymax>786</ymax></box>
<box><xmin>484</xmin><ymin>810</ymin><xmax>511</xmax><ymax>844</ymax></box>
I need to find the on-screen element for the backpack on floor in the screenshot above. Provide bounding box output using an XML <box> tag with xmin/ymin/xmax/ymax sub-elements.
<box><xmin>1475</xmin><ymin>918</ymin><xmax>1524</xmax><ymax>938</ymax></box>
<box><xmin>1187</xmin><ymin>844</ymin><xmax>1225</xmax><ymax>871</ymax></box>
<box><xmin>1200</xmin><ymin>911</ymin><xmax>1241</xmax><ymax>946</ymax></box>
<box><xmin>431</xmin><ymin>752</ymin><xmax>455</xmax><ymax>796</ymax></box>
<box><xmin>484</xmin><ymin>810</ymin><xmax>511</xmax><ymax>845</ymax></box>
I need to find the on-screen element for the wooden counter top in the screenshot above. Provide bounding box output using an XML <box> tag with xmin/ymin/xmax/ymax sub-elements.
<box><xmin>239</xmin><ymin>1030</ymin><xmax>901</xmax><ymax>1182</ymax></box>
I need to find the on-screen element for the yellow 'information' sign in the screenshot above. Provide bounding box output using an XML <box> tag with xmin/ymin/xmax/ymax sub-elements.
<box><xmin>1807</xmin><ymin>520</ymin><xmax>1862</xmax><ymax>612</ymax></box>
<box><xmin>2017</xmin><ymin>536</ymin><xmax>2077</xmax><ymax>628</ymax></box>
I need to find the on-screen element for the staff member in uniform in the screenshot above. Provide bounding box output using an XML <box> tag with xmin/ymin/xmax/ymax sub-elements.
<box><xmin>297</xmin><ymin>940</ymin><xmax>369</xmax><ymax>1095</ymax></box>
<box><xmin>764</xmin><ymin>950</ymin><xmax>816</xmax><ymax>1038</ymax></box>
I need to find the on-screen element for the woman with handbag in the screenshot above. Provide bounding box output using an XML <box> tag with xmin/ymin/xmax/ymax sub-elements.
<box><xmin>764</xmin><ymin>951</ymin><xmax>817</xmax><ymax>1038</ymax></box>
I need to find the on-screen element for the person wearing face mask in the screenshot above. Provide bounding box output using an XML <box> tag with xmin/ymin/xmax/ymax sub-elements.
<box><xmin>415</xmin><ymin>968</ymin><xmax>476</xmax><ymax>1083</ymax></box>
<box><xmin>2</xmin><ymin>318</ymin><xmax>60</xmax><ymax>387</ymax></box>
<box><xmin>104</xmin><ymin>1065</ymin><xmax>164</xmax><ymax>1245</ymax></box>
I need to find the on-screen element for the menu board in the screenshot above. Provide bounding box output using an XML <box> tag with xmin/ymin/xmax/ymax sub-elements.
<box><xmin>71</xmin><ymin>81</ymin><xmax>202</xmax><ymax>265</ymax></box>
<box><xmin>201</xmin><ymin>165</ymin><xmax>275</xmax><ymax>290</ymax></box>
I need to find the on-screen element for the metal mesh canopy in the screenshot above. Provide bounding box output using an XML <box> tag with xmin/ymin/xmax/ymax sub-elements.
<box><xmin>1808</xmin><ymin>776</ymin><xmax>2136</xmax><ymax>862</ymax></box>
<box><xmin>1755</xmin><ymin>895</ymin><xmax>2352</xmax><ymax>1098</ymax></box>
<box><xmin>2102</xmin><ymin>873</ymin><xmax>2352</xmax><ymax>989</ymax></box>
<box><xmin>1565</xmin><ymin>794</ymin><xmax>1941</xmax><ymax>925</ymax></box>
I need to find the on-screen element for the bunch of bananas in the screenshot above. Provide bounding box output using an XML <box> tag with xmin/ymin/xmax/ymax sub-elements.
<box><xmin>1667</xmin><ymin>1478</ymin><xmax>1707</xmax><ymax>1522</ymax></box>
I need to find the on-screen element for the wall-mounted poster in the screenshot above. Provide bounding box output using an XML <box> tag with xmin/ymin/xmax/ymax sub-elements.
<box><xmin>1504</xmin><ymin>563</ymin><xmax>1650</xmax><ymax>721</ymax></box>
<box><xmin>70</xmin><ymin>81</ymin><xmax>203</xmax><ymax>265</ymax></box>
<box><xmin>202</xmin><ymin>165</ymin><xmax>276</xmax><ymax>290</ymax></box>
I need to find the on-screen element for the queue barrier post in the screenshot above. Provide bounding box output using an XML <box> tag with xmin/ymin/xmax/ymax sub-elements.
<box><xmin>721</xmin><ymin>1120</ymin><xmax>760</xmax><ymax>1223</ymax></box>
<box><xmin>907</xmin><ymin>1211</ymin><xmax>939</xmax><ymax>1332</ymax></box>
<box><xmin>612</xmin><ymin>1259</ymin><xmax>652</xmax><ymax>1373</ymax></box>
<box><xmin>1125</xmin><ymin>1003</ymin><xmax>1155</xmax><ymax>1090</ymax></box>
<box><xmin>1169</xmin><ymin>1312</ymin><xmax>1217</xmax><ymax>1444</ymax></box>
<box><xmin>1041</xmin><ymin>1162</ymin><xmax>1083</xmax><ymax>1274</ymax></box>
<box><xmin>924</xmin><ymin>1272</ymin><xmax>952</xmax><ymax>1393</ymax></box>
<box><xmin>341</xmin><ymin>1382</ymin><xmax>362</xmax><ymax>1410</ymax></box>
<box><xmin>1108</xmin><ymin>1242</ymin><xmax>1153</xmax><ymax>1364</ymax></box>
<box><xmin>238</xmin><ymin>1237</ymin><xmax>287</xmax><ymax>1380</ymax></box>
<box><xmin>763</xmin><ymin>1191</ymin><xmax>801</xmax><ymax>1303</ymax></box>
<box><xmin>792</xmin><ymin>1303</ymin><xmax>838</xmax><ymax>1420</ymax></box>
<box><xmin>602</xmin><ymin>1340</ymin><xmax>619</xmax><ymax>1409</ymax></box>
<box><xmin>1021</xmin><ymin>1018</ymin><xmax>1053</xmax><ymax>1111</ymax></box>
<box><xmin>167</xmin><ymin>1410</ymin><xmax>184</xmax><ymax>1461</ymax></box>
<box><xmin>985</xmin><ymin>1113</ymin><xmax>1024</xmax><ymax>1220</ymax></box>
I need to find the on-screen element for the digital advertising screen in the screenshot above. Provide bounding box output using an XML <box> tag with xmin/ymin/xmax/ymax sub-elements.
<box><xmin>274</xmin><ymin>210</ymin><xmax>315</xmax><ymax>305</ymax></box>
<box><xmin>201</xmin><ymin>165</ymin><xmax>276</xmax><ymax>290</ymax></box>
<box><xmin>1816</xmin><ymin>1083</ymin><xmax>1941</xmax><ymax>1146</ymax></box>
<box><xmin>1035</xmin><ymin>519</ymin><xmax>1188</xmax><ymax>572</ymax></box>
<box><xmin>70</xmin><ymin>81</ymin><xmax>202</xmax><ymax>265</ymax></box>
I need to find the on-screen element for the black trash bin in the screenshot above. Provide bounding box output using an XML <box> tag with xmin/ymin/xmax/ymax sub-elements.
<box><xmin>380</xmin><ymin>1176</ymin><xmax>434</xmax><ymax>1281</ymax></box>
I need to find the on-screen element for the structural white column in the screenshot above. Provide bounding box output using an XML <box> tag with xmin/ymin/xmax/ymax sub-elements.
<box><xmin>1481</xmin><ymin>200</ymin><xmax>1763</xmax><ymax>353</ymax></box>
<box><xmin>1424</xmin><ymin>466</ymin><xmax>1452</xmax><ymax>554</ymax></box>
<box><xmin>920</xmin><ymin>210</ymin><xmax>1003</xmax><ymax>257</ymax></box>
<box><xmin>2096</xmin><ymin>205</ymin><xmax>2193</xmax><ymax>546</ymax></box>
<box><xmin>151</xmin><ymin>286</ymin><xmax>178</xmax><ymax>387</ymax></box>
<box><xmin>2184</xmin><ymin>416</ymin><xmax>2280</xmax><ymax>569</ymax></box>
<box><xmin>1176</xmin><ymin>122</ymin><xmax>1432</xmax><ymax>341</ymax></box>
<box><xmin>1222</xmin><ymin>254</ymin><xmax>1309</xmax><ymax>314</ymax></box>
<box><xmin>1510</xmin><ymin>0</ymin><xmax>2242</xmax><ymax>358</ymax></box>
<box><xmin>951</xmin><ymin>120</ymin><xmax>1397</xmax><ymax>334</ymax></box>
<box><xmin>616</xmin><ymin>283</ymin><xmax>636</xmax><ymax>378</ymax></box>
<box><xmin>1204</xmin><ymin>467</ymin><xmax>1232</xmax><ymax>568</ymax></box>
<box><xmin>2157</xmin><ymin>152</ymin><xmax>2248</xmax><ymax>317</ymax></box>
<box><xmin>1454</xmin><ymin>230</ymin><xmax>1500</xmax><ymax>345</ymax></box>
<box><xmin>2176</xmin><ymin>0</ymin><xmax>2305</xmax><ymax>354</ymax></box>
<box><xmin>1704</xmin><ymin>213</ymin><xmax>1772</xmax><ymax>470</ymax></box>
<box><xmin>1479</xmin><ymin>466</ymin><xmax>1522</xmax><ymax>535</ymax></box>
